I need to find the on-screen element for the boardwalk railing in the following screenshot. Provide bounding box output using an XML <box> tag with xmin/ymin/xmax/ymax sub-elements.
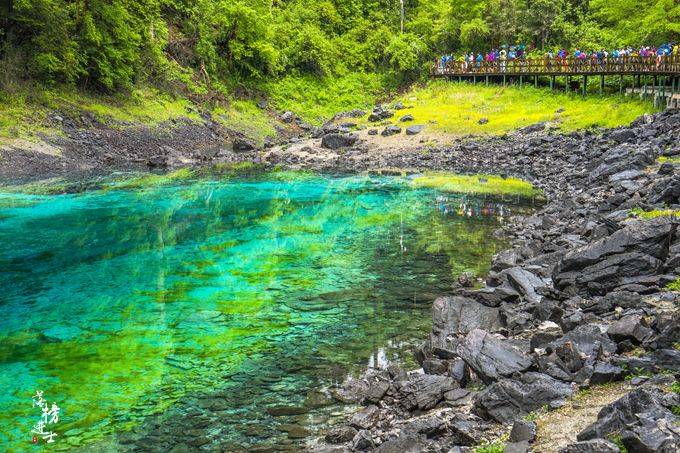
<box><xmin>432</xmin><ymin>55</ymin><xmax>680</xmax><ymax>77</ymax></box>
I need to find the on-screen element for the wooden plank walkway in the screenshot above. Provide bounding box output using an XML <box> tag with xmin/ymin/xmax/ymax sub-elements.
<box><xmin>432</xmin><ymin>55</ymin><xmax>680</xmax><ymax>77</ymax></box>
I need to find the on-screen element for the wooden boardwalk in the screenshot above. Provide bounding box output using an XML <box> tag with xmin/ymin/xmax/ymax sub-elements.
<box><xmin>432</xmin><ymin>55</ymin><xmax>680</xmax><ymax>77</ymax></box>
<box><xmin>432</xmin><ymin>55</ymin><xmax>680</xmax><ymax>105</ymax></box>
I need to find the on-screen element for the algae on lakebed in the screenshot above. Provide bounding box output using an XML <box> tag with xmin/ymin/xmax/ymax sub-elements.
<box><xmin>410</xmin><ymin>172</ymin><xmax>542</xmax><ymax>199</ymax></box>
<box><xmin>0</xmin><ymin>172</ymin><xmax>534</xmax><ymax>450</ymax></box>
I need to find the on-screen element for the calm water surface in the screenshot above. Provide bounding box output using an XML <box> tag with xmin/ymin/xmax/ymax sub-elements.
<box><xmin>0</xmin><ymin>172</ymin><xmax>531</xmax><ymax>451</ymax></box>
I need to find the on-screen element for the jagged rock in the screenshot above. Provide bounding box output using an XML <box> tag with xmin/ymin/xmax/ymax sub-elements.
<box><xmin>381</xmin><ymin>126</ymin><xmax>401</xmax><ymax>136</ymax></box>
<box><xmin>559</xmin><ymin>439</ymin><xmax>620</xmax><ymax>452</ymax></box>
<box><xmin>374</xmin><ymin>434</ymin><xmax>425</xmax><ymax>453</ymax></box>
<box><xmin>352</xmin><ymin>430</ymin><xmax>375</xmax><ymax>450</ymax></box>
<box><xmin>548</xmin><ymin>324</ymin><xmax>617</xmax><ymax>363</ymax></box>
<box><xmin>478</xmin><ymin>118</ymin><xmax>489</xmax><ymax>125</ymax></box>
<box><xmin>368</xmin><ymin>129</ymin><xmax>379</xmax><ymax>136</ymax></box>
<box><xmin>429</xmin><ymin>296</ymin><xmax>501</xmax><ymax>359</ymax></box>
<box><xmin>457</xmin><ymin>329</ymin><xmax>532</xmax><ymax>384</ymax></box>
<box><xmin>577</xmin><ymin>388</ymin><xmax>680</xmax><ymax>446</ymax></box>
<box><xmin>325</xmin><ymin>425</ymin><xmax>358</xmax><ymax>444</ymax></box>
<box><xmin>652</xmin><ymin>348</ymin><xmax>680</xmax><ymax>372</ymax></box>
<box><xmin>233</xmin><ymin>137</ymin><xmax>256</xmax><ymax>152</ymax></box>
<box><xmin>553</xmin><ymin>218</ymin><xmax>678</xmax><ymax>295</ymax></box>
<box><xmin>607</xmin><ymin>314</ymin><xmax>653</xmax><ymax>344</ymax></box>
<box><xmin>331</xmin><ymin>377</ymin><xmax>369</xmax><ymax>403</ymax></box>
<box><xmin>281</xmin><ymin>111</ymin><xmax>295</xmax><ymax>123</ymax></box>
<box><xmin>474</xmin><ymin>372</ymin><xmax>573</xmax><ymax>424</ymax></box>
<box><xmin>448</xmin><ymin>358</ymin><xmax>470</xmax><ymax>387</ymax></box>
<box><xmin>321</xmin><ymin>133</ymin><xmax>358</xmax><ymax>149</ymax></box>
<box><xmin>658</xmin><ymin>162</ymin><xmax>675</xmax><ymax>175</ymax></box>
<box><xmin>504</xmin><ymin>441</ymin><xmax>530</xmax><ymax>453</ymax></box>
<box><xmin>530</xmin><ymin>321</ymin><xmax>563</xmax><ymax>351</ymax></box>
<box><xmin>509</xmin><ymin>420</ymin><xmax>536</xmax><ymax>443</ymax></box>
<box><xmin>364</xmin><ymin>379</ymin><xmax>390</xmax><ymax>404</ymax></box>
<box><xmin>349</xmin><ymin>405</ymin><xmax>380</xmax><ymax>430</ymax></box>
<box><xmin>398</xmin><ymin>374</ymin><xmax>458</xmax><ymax>410</ymax></box>
<box><xmin>590</xmin><ymin>362</ymin><xmax>624</xmax><ymax>384</ymax></box>
<box><xmin>400</xmin><ymin>114</ymin><xmax>414</xmax><ymax>122</ymax></box>
<box><xmin>405</xmin><ymin>125</ymin><xmax>424</xmax><ymax>135</ymax></box>
<box><xmin>501</xmin><ymin>267</ymin><xmax>548</xmax><ymax>304</ymax></box>
<box><xmin>422</xmin><ymin>358</ymin><xmax>449</xmax><ymax>375</ymax></box>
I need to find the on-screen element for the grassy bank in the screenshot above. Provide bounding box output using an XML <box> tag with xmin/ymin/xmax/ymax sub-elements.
<box><xmin>369</xmin><ymin>81</ymin><xmax>656</xmax><ymax>135</ymax></box>
<box><xmin>410</xmin><ymin>173</ymin><xmax>542</xmax><ymax>198</ymax></box>
<box><xmin>0</xmin><ymin>76</ymin><xmax>657</xmax><ymax>149</ymax></box>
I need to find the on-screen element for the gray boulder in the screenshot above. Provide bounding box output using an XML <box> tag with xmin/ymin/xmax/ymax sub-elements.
<box><xmin>400</xmin><ymin>114</ymin><xmax>414</xmax><ymax>122</ymax></box>
<box><xmin>325</xmin><ymin>425</ymin><xmax>358</xmax><ymax>444</ymax></box>
<box><xmin>398</xmin><ymin>374</ymin><xmax>458</xmax><ymax>410</ymax></box>
<box><xmin>577</xmin><ymin>388</ymin><xmax>680</xmax><ymax>445</ymax></box>
<box><xmin>559</xmin><ymin>439</ymin><xmax>620</xmax><ymax>452</ymax></box>
<box><xmin>381</xmin><ymin>125</ymin><xmax>402</xmax><ymax>136</ymax></box>
<box><xmin>233</xmin><ymin>137</ymin><xmax>257</xmax><ymax>152</ymax></box>
<box><xmin>509</xmin><ymin>420</ymin><xmax>536</xmax><ymax>443</ymax></box>
<box><xmin>405</xmin><ymin>125</ymin><xmax>424</xmax><ymax>135</ymax></box>
<box><xmin>456</xmin><ymin>329</ymin><xmax>532</xmax><ymax>384</ymax></box>
<box><xmin>349</xmin><ymin>405</ymin><xmax>380</xmax><ymax>430</ymax></box>
<box><xmin>553</xmin><ymin>218</ymin><xmax>678</xmax><ymax>295</ymax></box>
<box><xmin>474</xmin><ymin>372</ymin><xmax>573</xmax><ymax>423</ymax></box>
<box><xmin>607</xmin><ymin>314</ymin><xmax>653</xmax><ymax>344</ymax></box>
<box><xmin>321</xmin><ymin>133</ymin><xmax>358</xmax><ymax>149</ymax></box>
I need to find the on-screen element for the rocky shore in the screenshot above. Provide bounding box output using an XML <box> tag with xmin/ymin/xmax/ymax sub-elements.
<box><xmin>1</xmin><ymin>103</ymin><xmax>679</xmax><ymax>452</ymax></box>
<box><xmin>306</xmin><ymin>110</ymin><xmax>680</xmax><ymax>452</ymax></box>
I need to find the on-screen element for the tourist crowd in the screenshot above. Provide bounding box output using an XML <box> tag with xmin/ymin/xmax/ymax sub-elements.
<box><xmin>437</xmin><ymin>43</ymin><xmax>680</xmax><ymax>73</ymax></box>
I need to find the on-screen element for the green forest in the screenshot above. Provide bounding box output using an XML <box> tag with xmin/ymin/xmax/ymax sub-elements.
<box><xmin>1</xmin><ymin>0</ymin><xmax>678</xmax><ymax>95</ymax></box>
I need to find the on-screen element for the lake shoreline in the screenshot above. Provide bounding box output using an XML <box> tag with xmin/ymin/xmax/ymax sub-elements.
<box><xmin>309</xmin><ymin>110</ymin><xmax>680</xmax><ymax>452</ymax></box>
<box><xmin>2</xmin><ymin>108</ymin><xmax>679</xmax><ymax>452</ymax></box>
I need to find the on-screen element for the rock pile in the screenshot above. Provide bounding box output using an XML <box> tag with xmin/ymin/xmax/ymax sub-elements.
<box><xmin>320</xmin><ymin>110</ymin><xmax>680</xmax><ymax>452</ymax></box>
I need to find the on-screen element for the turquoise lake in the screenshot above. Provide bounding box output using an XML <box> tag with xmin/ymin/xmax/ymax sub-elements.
<box><xmin>0</xmin><ymin>172</ymin><xmax>530</xmax><ymax>451</ymax></box>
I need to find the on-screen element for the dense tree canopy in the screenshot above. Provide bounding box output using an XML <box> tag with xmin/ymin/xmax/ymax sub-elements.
<box><xmin>0</xmin><ymin>0</ymin><xmax>678</xmax><ymax>91</ymax></box>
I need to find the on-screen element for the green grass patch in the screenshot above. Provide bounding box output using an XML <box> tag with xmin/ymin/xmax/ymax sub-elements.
<box><xmin>474</xmin><ymin>441</ymin><xmax>505</xmax><ymax>453</ymax></box>
<box><xmin>264</xmin><ymin>73</ymin><xmax>388</xmax><ymax>125</ymax></box>
<box><xmin>667</xmin><ymin>278</ymin><xmax>680</xmax><ymax>292</ymax></box>
<box><xmin>213</xmin><ymin>99</ymin><xmax>276</xmax><ymax>146</ymax></box>
<box><xmin>370</xmin><ymin>81</ymin><xmax>655</xmax><ymax>136</ymax></box>
<box><xmin>410</xmin><ymin>172</ymin><xmax>542</xmax><ymax>198</ymax></box>
<box><xmin>630</xmin><ymin>208</ymin><xmax>680</xmax><ymax>220</ymax></box>
<box><xmin>659</xmin><ymin>155</ymin><xmax>680</xmax><ymax>164</ymax></box>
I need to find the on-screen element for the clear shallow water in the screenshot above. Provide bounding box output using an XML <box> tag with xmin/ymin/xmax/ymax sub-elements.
<box><xmin>0</xmin><ymin>172</ymin><xmax>529</xmax><ymax>451</ymax></box>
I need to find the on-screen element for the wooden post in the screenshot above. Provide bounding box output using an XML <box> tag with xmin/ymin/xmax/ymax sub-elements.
<box><xmin>485</xmin><ymin>75</ymin><xmax>489</xmax><ymax>86</ymax></box>
<box><xmin>503</xmin><ymin>74</ymin><xmax>506</xmax><ymax>86</ymax></box>
<box><xmin>550</xmin><ymin>76</ymin><xmax>554</xmax><ymax>91</ymax></box>
<box><xmin>534</xmin><ymin>75</ymin><xmax>538</xmax><ymax>88</ymax></box>
<box><xmin>520</xmin><ymin>75</ymin><xmax>523</xmax><ymax>88</ymax></box>
<box><xmin>600</xmin><ymin>75</ymin><xmax>604</xmax><ymax>95</ymax></box>
<box><xmin>566</xmin><ymin>76</ymin><xmax>569</xmax><ymax>93</ymax></box>
<box><xmin>473</xmin><ymin>75</ymin><xmax>476</xmax><ymax>85</ymax></box>
<box><xmin>619</xmin><ymin>75</ymin><xmax>623</xmax><ymax>96</ymax></box>
<box><xmin>582</xmin><ymin>75</ymin><xmax>587</xmax><ymax>96</ymax></box>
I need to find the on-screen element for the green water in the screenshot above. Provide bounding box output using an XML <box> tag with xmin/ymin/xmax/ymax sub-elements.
<box><xmin>0</xmin><ymin>172</ymin><xmax>527</xmax><ymax>451</ymax></box>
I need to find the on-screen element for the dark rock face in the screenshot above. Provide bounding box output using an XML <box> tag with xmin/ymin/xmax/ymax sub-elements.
<box><xmin>559</xmin><ymin>439</ymin><xmax>620</xmax><ymax>453</ymax></box>
<box><xmin>429</xmin><ymin>296</ymin><xmax>501</xmax><ymax>359</ymax></box>
<box><xmin>553</xmin><ymin>218</ymin><xmax>678</xmax><ymax>295</ymax></box>
<box><xmin>381</xmin><ymin>126</ymin><xmax>402</xmax><ymax>136</ymax></box>
<box><xmin>368</xmin><ymin>106</ymin><xmax>394</xmax><ymax>122</ymax></box>
<box><xmin>321</xmin><ymin>133</ymin><xmax>358</xmax><ymax>149</ymax></box>
<box><xmin>473</xmin><ymin>372</ymin><xmax>573</xmax><ymax>423</ymax></box>
<box><xmin>400</xmin><ymin>114</ymin><xmax>414</xmax><ymax>122</ymax></box>
<box><xmin>350</xmin><ymin>405</ymin><xmax>380</xmax><ymax>430</ymax></box>
<box><xmin>577</xmin><ymin>388</ymin><xmax>680</xmax><ymax>451</ymax></box>
<box><xmin>405</xmin><ymin>125</ymin><xmax>424</xmax><ymax>135</ymax></box>
<box><xmin>509</xmin><ymin>420</ymin><xmax>536</xmax><ymax>443</ymax></box>
<box><xmin>325</xmin><ymin>425</ymin><xmax>358</xmax><ymax>444</ymax></box>
<box><xmin>398</xmin><ymin>374</ymin><xmax>458</xmax><ymax>410</ymax></box>
<box><xmin>456</xmin><ymin>329</ymin><xmax>532</xmax><ymax>384</ymax></box>
<box><xmin>233</xmin><ymin>137</ymin><xmax>257</xmax><ymax>152</ymax></box>
<box><xmin>607</xmin><ymin>314</ymin><xmax>652</xmax><ymax>344</ymax></box>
